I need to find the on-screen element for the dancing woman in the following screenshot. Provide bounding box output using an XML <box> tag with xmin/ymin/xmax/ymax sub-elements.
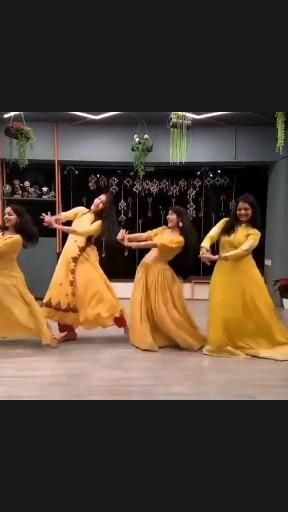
<box><xmin>0</xmin><ymin>205</ymin><xmax>56</xmax><ymax>347</ymax></box>
<box><xmin>42</xmin><ymin>193</ymin><xmax>127</xmax><ymax>342</ymax></box>
<box><xmin>200</xmin><ymin>193</ymin><xmax>288</xmax><ymax>360</ymax></box>
<box><xmin>118</xmin><ymin>206</ymin><xmax>206</xmax><ymax>352</ymax></box>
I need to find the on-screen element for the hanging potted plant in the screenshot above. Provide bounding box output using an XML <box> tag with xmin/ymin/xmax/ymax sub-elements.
<box><xmin>274</xmin><ymin>279</ymin><xmax>288</xmax><ymax>310</ymax></box>
<box><xmin>276</xmin><ymin>112</ymin><xmax>286</xmax><ymax>154</ymax></box>
<box><xmin>4</xmin><ymin>121</ymin><xmax>34</xmax><ymax>169</ymax></box>
<box><xmin>169</xmin><ymin>112</ymin><xmax>192</xmax><ymax>165</ymax></box>
<box><xmin>132</xmin><ymin>134</ymin><xmax>153</xmax><ymax>178</ymax></box>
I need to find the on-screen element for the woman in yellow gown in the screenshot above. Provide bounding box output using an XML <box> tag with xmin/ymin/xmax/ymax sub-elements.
<box><xmin>200</xmin><ymin>193</ymin><xmax>288</xmax><ymax>360</ymax></box>
<box><xmin>118</xmin><ymin>206</ymin><xmax>206</xmax><ymax>352</ymax></box>
<box><xmin>0</xmin><ymin>205</ymin><xmax>56</xmax><ymax>347</ymax></box>
<box><xmin>42</xmin><ymin>193</ymin><xmax>126</xmax><ymax>342</ymax></box>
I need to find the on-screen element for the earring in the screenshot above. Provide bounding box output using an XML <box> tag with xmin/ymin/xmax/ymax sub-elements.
<box><xmin>179</xmin><ymin>222</ymin><xmax>183</xmax><ymax>228</ymax></box>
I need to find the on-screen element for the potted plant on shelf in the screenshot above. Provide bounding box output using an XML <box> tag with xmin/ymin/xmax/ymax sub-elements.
<box><xmin>132</xmin><ymin>134</ymin><xmax>153</xmax><ymax>178</ymax></box>
<box><xmin>276</xmin><ymin>112</ymin><xmax>286</xmax><ymax>154</ymax></box>
<box><xmin>4</xmin><ymin>122</ymin><xmax>35</xmax><ymax>169</ymax></box>
<box><xmin>274</xmin><ymin>278</ymin><xmax>288</xmax><ymax>310</ymax></box>
<box><xmin>169</xmin><ymin>112</ymin><xmax>192</xmax><ymax>165</ymax></box>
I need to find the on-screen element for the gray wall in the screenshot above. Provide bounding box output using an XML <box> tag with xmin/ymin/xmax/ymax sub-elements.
<box><xmin>265</xmin><ymin>158</ymin><xmax>288</xmax><ymax>300</ymax></box>
<box><xmin>19</xmin><ymin>238</ymin><xmax>57</xmax><ymax>299</ymax></box>
<box><xmin>57</xmin><ymin>124</ymin><xmax>278</xmax><ymax>163</ymax></box>
<box><xmin>0</xmin><ymin>122</ymin><xmax>278</xmax><ymax>163</ymax></box>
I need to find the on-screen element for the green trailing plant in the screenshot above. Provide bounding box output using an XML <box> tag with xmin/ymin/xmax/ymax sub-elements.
<box><xmin>5</xmin><ymin>122</ymin><xmax>35</xmax><ymax>169</ymax></box>
<box><xmin>132</xmin><ymin>134</ymin><xmax>153</xmax><ymax>178</ymax></box>
<box><xmin>276</xmin><ymin>112</ymin><xmax>286</xmax><ymax>154</ymax></box>
<box><xmin>169</xmin><ymin>112</ymin><xmax>192</xmax><ymax>165</ymax></box>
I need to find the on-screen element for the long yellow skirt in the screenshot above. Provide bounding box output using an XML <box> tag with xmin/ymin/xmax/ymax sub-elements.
<box><xmin>0</xmin><ymin>267</ymin><xmax>53</xmax><ymax>345</ymax></box>
<box><xmin>130</xmin><ymin>260</ymin><xmax>206</xmax><ymax>352</ymax></box>
<box><xmin>43</xmin><ymin>245</ymin><xmax>126</xmax><ymax>329</ymax></box>
<box><xmin>204</xmin><ymin>257</ymin><xmax>288</xmax><ymax>360</ymax></box>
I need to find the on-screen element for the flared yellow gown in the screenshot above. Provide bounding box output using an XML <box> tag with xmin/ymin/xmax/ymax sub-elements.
<box><xmin>43</xmin><ymin>207</ymin><xmax>125</xmax><ymax>329</ymax></box>
<box><xmin>129</xmin><ymin>227</ymin><xmax>206</xmax><ymax>352</ymax></box>
<box><xmin>0</xmin><ymin>233</ymin><xmax>53</xmax><ymax>345</ymax></box>
<box><xmin>201</xmin><ymin>219</ymin><xmax>288</xmax><ymax>360</ymax></box>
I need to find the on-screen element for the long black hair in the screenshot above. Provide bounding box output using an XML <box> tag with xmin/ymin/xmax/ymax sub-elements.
<box><xmin>168</xmin><ymin>206</ymin><xmax>199</xmax><ymax>279</ymax></box>
<box><xmin>221</xmin><ymin>193</ymin><xmax>262</xmax><ymax>238</ymax></box>
<box><xmin>1</xmin><ymin>204</ymin><xmax>39</xmax><ymax>248</ymax></box>
<box><xmin>94</xmin><ymin>192</ymin><xmax>119</xmax><ymax>241</ymax></box>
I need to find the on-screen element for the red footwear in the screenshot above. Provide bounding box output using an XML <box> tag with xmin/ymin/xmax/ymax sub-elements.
<box><xmin>59</xmin><ymin>331</ymin><xmax>78</xmax><ymax>343</ymax></box>
<box><xmin>114</xmin><ymin>315</ymin><xmax>128</xmax><ymax>329</ymax></box>
<box><xmin>58</xmin><ymin>324</ymin><xmax>77</xmax><ymax>342</ymax></box>
<box><xmin>58</xmin><ymin>323</ymin><xmax>74</xmax><ymax>334</ymax></box>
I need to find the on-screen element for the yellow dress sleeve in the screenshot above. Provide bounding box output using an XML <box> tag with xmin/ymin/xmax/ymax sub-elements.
<box><xmin>60</xmin><ymin>207</ymin><xmax>88</xmax><ymax>223</ymax></box>
<box><xmin>223</xmin><ymin>229</ymin><xmax>261</xmax><ymax>261</ymax></box>
<box><xmin>71</xmin><ymin>220</ymin><xmax>103</xmax><ymax>238</ymax></box>
<box><xmin>201</xmin><ymin>218</ymin><xmax>229</xmax><ymax>249</ymax></box>
<box><xmin>0</xmin><ymin>235</ymin><xmax>22</xmax><ymax>256</ymax></box>
<box><xmin>156</xmin><ymin>234</ymin><xmax>184</xmax><ymax>254</ymax></box>
<box><xmin>145</xmin><ymin>226</ymin><xmax>167</xmax><ymax>240</ymax></box>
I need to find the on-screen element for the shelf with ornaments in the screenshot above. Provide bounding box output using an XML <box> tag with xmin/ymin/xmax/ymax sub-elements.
<box><xmin>2</xmin><ymin>197</ymin><xmax>56</xmax><ymax>202</ymax></box>
<box><xmin>0</xmin><ymin>161</ymin><xmax>58</xmax><ymax>238</ymax></box>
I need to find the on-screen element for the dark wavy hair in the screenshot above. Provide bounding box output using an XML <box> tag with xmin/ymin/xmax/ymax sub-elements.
<box><xmin>220</xmin><ymin>193</ymin><xmax>262</xmax><ymax>238</ymax></box>
<box><xmin>94</xmin><ymin>192</ymin><xmax>119</xmax><ymax>241</ymax></box>
<box><xmin>168</xmin><ymin>206</ymin><xmax>199</xmax><ymax>279</ymax></box>
<box><xmin>0</xmin><ymin>204</ymin><xmax>39</xmax><ymax>248</ymax></box>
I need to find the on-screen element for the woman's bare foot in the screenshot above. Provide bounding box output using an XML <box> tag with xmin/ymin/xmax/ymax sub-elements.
<box><xmin>49</xmin><ymin>340</ymin><xmax>59</xmax><ymax>349</ymax></box>
<box><xmin>43</xmin><ymin>336</ymin><xmax>59</xmax><ymax>349</ymax></box>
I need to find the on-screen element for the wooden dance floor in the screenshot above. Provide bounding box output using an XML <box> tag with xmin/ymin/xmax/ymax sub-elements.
<box><xmin>1</xmin><ymin>300</ymin><xmax>288</xmax><ymax>400</ymax></box>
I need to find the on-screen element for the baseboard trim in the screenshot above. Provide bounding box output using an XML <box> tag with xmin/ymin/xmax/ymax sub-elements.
<box><xmin>111</xmin><ymin>280</ymin><xmax>210</xmax><ymax>300</ymax></box>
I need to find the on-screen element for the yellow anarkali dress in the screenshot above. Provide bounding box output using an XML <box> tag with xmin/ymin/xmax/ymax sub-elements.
<box><xmin>43</xmin><ymin>207</ymin><xmax>126</xmax><ymax>329</ymax></box>
<box><xmin>0</xmin><ymin>233</ymin><xmax>53</xmax><ymax>345</ymax></box>
<box><xmin>201</xmin><ymin>219</ymin><xmax>288</xmax><ymax>360</ymax></box>
<box><xmin>129</xmin><ymin>227</ymin><xmax>206</xmax><ymax>352</ymax></box>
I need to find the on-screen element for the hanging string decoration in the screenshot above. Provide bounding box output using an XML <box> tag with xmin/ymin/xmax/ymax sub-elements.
<box><xmin>124</xmin><ymin>177</ymin><xmax>133</xmax><ymax>189</ymax></box>
<box><xmin>148</xmin><ymin>197</ymin><xmax>153</xmax><ymax>217</ymax></box>
<box><xmin>85</xmin><ymin>170</ymin><xmax>231</xmax><ymax>236</ymax></box>
<box><xmin>88</xmin><ymin>175</ymin><xmax>97</xmax><ymax>190</ymax></box>
<box><xmin>119</xmin><ymin>185</ymin><xmax>127</xmax><ymax>225</ymax></box>
<box><xmin>133</xmin><ymin>179</ymin><xmax>142</xmax><ymax>194</ymax></box>
<box><xmin>109</xmin><ymin>177</ymin><xmax>119</xmax><ymax>194</ymax></box>
<box><xmin>150</xmin><ymin>179</ymin><xmax>160</xmax><ymax>196</ymax></box>
<box><xmin>187</xmin><ymin>180</ymin><xmax>197</xmax><ymax>219</ymax></box>
<box><xmin>99</xmin><ymin>175</ymin><xmax>108</xmax><ymax>188</ymax></box>
<box><xmin>276</xmin><ymin>112</ymin><xmax>286</xmax><ymax>154</ymax></box>
<box><xmin>128</xmin><ymin>197</ymin><xmax>133</xmax><ymax>218</ymax></box>
<box><xmin>169</xmin><ymin>112</ymin><xmax>192</xmax><ymax>165</ymax></box>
